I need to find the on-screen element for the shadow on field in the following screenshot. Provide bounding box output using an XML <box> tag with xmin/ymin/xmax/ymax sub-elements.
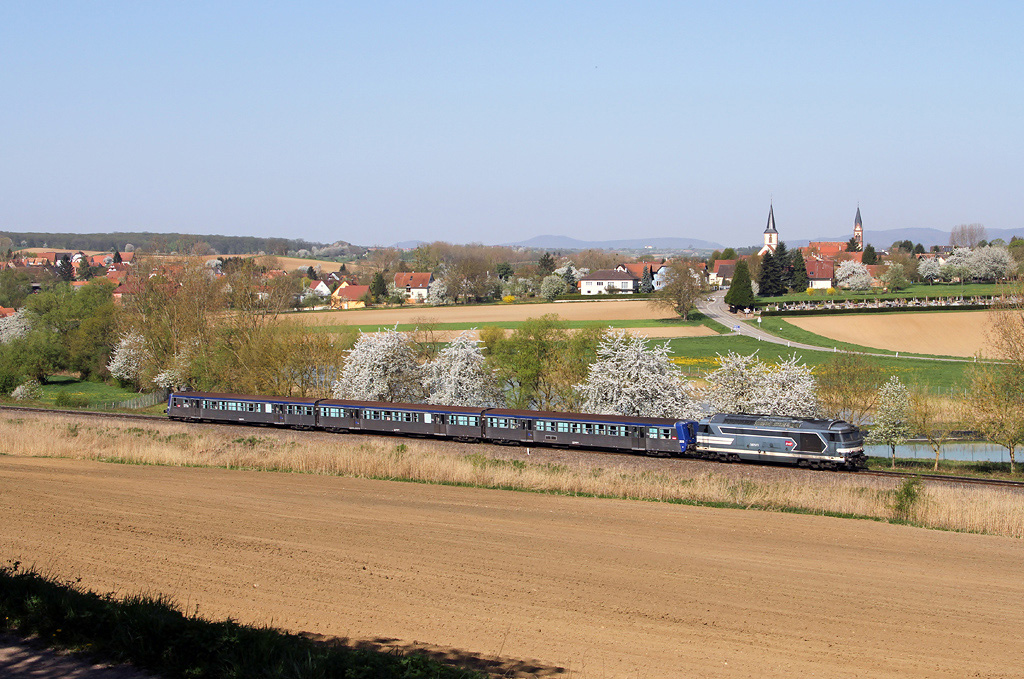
<box><xmin>0</xmin><ymin>633</ymin><xmax>153</xmax><ymax>679</ymax></box>
<box><xmin>300</xmin><ymin>632</ymin><xmax>567</xmax><ymax>678</ymax></box>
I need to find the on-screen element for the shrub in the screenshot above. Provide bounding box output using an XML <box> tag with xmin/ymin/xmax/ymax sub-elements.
<box><xmin>55</xmin><ymin>392</ymin><xmax>90</xmax><ymax>408</ymax></box>
<box><xmin>891</xmin><ymin>476</ymin><xmax>924</xmax><ymax>522</ymax></box>
<box><xmin>502</xmin><ymin>295</ymin><xmax>516</xmax><ymax>304</ymax></box>
<box><xmin>11</xmin><ymin>379</ymin><xmax>42</xmax><ymax>401</ymax></box>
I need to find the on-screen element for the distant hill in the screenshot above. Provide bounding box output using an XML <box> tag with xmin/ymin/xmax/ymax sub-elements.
<box><xmin>392</xmin><ymin>240</ymin><xmax>427</xmax><ymax>250</ymax></box>
<box><xmin>505</xmin><ymin>234</ymin><xmax>724</xmax><ymax>250</ymax></box>
<box><xmin>0</xmin><ymin>230</ymin><xmax>321</xmax><ymax>256</ymax></box>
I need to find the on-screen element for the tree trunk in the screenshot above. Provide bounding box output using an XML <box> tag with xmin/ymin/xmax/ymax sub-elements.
<box><xmin>1011</xmin><ymin>447</ymin><xmax>1016</xmax><ymax>475</ymax></box>
<box><xmin>891</xmin><ymin>444</ymin><xmax>896</xmax><ymax>469</ymax></box>
<box><xmin>933</xmin><ymin>444</ymin><xmax>940</xmax><ymax>472</ymax></box>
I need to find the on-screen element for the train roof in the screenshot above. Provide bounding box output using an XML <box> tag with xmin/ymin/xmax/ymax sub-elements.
<box><xmin>705</xmin><ymin>413</ymin><xmax>856</xmax><ymax>430</ymax></box>
<box><xmin>172</xmin><ymin>391</ymin><xmax>321</xmax><ymax>405</ymax></box>
<box><xmin>488</xmin><ymin>408</ymin><xmax>680</xmax><ymax>427</ymax></box>
<box><xmin>318</xmin><ymin>399</ymin><xmax>486</xmax><ymax>415</ymax></box>
<box><xmin>170</xmin><ymin>392</ymin><xmax>689</xmax><ymax>424</ymax></box>
<box><xmin>170</xmin><ymin>392</ymin><xmax>487</xmax><ymax>415</ymax></box>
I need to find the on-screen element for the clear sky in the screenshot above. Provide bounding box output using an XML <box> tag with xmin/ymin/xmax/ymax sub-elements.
<box><xmin>2</xmin><ymin>2</ymin><xmax>1022</xmax><ymax>247</ymax></box>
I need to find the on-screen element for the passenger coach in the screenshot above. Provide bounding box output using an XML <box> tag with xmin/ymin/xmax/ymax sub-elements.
<box><xmin>167</xmin><ymin>392</ymin><xmax>696</xmax><ymax>456</ymax></box>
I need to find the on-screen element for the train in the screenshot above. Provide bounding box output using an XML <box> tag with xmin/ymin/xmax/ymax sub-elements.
<box><xmin>167</xmin><ymin>391</ymin><xmax>867</xmax><ymax>470</ymax></box>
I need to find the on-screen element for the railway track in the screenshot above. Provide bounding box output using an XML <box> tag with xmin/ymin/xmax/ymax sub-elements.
<box><xmin>4</xmin><ymin>404</ymin><xmax>1023</xmax><ymax>490</ymax></box>
<box><xmin>859</xmin><ymin>469</ymin><xmax>1024</xmax><ymax>491</ymax></box>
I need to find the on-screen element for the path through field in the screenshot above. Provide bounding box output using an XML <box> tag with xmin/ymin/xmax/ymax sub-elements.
<box><xmin>2</xmin><ymin>458</ymin><xmax>1020</xmax><ymax>678</ymax></box>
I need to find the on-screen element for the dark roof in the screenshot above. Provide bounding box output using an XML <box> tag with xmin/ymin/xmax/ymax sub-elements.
<box><xmin>855</xmin><ymin>206</ymin><xmax>862</xmax><ymax>227</ymax></box>
<box><xmin>764</xmin><ymin>203</ymin><xmax>777</xmax><ymax>233</ymax></box>
<box><xmin>715</xmin><ymin>264</ymin><xmax>736</xmax><ymax>280</ymax></box>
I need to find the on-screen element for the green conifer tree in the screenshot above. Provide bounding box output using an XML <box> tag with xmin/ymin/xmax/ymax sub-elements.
<box><xmin>725</xmin><ymin>260</ymin><xmax>755</xmax><ymax>310</ymax></box>
<box><xmin>774</xmin><ymin>241</ymin><xmax>792</xmax><ymax>291</ymax></box>
<box><xmin>639</xmin><ymin>266</ymin><xmax>654</xmax><ymax>293</ymax></box>
<box><xmin>862</xmin><ymin>244</ymin><xmax>878</xmax><ymax>265</ymax></box>
<box><xmin>790</xmin><ymin>250</ymin><xmax>809</xmax><ymax>291</ymax></box>
<box><xmin>757</xmin><ymin>251</ymin><xmax>783</xmax><ymax>297</ymax></box>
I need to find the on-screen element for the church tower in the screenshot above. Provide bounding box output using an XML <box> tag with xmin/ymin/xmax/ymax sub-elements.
<box><xmin>854</xmin><ymin>206</ymin><xmax>863</xmax><ymax>248</ymax></box>
<box><xmin>758</xmin><ymin>203</ymin><xmax>778</xmax><ymax>256</ymax></box>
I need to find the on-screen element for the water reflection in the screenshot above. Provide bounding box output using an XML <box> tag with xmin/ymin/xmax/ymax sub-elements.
<box><xmin>864</xmin><ymin>442</ymin><xmax>1012</xmax><ymax>463</ymax></box>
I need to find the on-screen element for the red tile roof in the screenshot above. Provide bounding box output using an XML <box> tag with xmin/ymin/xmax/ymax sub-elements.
<box><xmin>617</xmin><ymin>261</ymin><xmax>663</xmax><ymax>278</ymax></box>
<box><xmin>805</xmin><ymin>259</ymin><xmax>834</xmax><ymax>280</ymax></box>
<box><xmin>332</xmin><ymin>284</ymin><xmax>370</xmax><ymax>300</ymax></box>
<box><xmin>393</xmin><ymin>272</ymin><xmax>432</xmax><ymax>289</ymax></box>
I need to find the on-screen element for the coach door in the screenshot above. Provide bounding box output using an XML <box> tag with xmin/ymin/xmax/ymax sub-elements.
<box><xmin>631</xmin><ymin>426</ymin><xmax>646</xmax><ymax>452</ymax></box>
<box><xmin>272</xmin><ymin>403</ymin><xmax>286</xmax><ymax>425</ymax></box>
<box><xmin>430</xmin><ymin>413</ymin><xmax>445</xmax><ymax>435</ymax></box>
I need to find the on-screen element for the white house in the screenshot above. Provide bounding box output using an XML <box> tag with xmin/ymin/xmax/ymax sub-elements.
<box><xmin>578</xmin><ymin>269</ymin><xmax>638</xmax><ymax>295</ymax></box>
<box><xmin>393</xmin><ymin>272</ymin><xmax>433</xmax><ymax>302</ymax></box>
<box><xmin>308</xmin><ymin>280</ymin><xmax>331</xmax><ymax>298</ymax></box>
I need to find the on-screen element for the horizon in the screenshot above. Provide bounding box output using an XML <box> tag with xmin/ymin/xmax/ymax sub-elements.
<box><xmin>3</xmin><ymin>3</ymin><xmax>1022</xmax><ymax>246</ymax></box>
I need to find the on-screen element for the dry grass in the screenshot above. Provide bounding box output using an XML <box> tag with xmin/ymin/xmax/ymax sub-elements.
<box><xmin>2</xmin><ymin>415</ymin><xmax>1021</xmax><ymax>538</ymax></box>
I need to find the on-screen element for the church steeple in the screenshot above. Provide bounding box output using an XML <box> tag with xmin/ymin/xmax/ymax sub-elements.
<box><xmin>759</xmin><ymin>203</ymin><xmax>778</xmax><ymax>256</ymax></box>
<box><xmin>854</xmin><ymin>205</ymin><xmax>863</xmax><ymax>247</ymax></box>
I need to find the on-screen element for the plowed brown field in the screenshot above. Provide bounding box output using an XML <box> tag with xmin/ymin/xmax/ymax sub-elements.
<box><xmin>2</xmin><ymin>457</ymin><xmax>1021</xmax><ymax>678</ymax></box>
<box><xmin>787</xmin><ymin>311</ymin><xmax>996</xmax><ymax>357</ymax></box>
<box><xmin>294</xmin><ymin>299</ymin><xmax>682</xmax><ymax>325</ymax></box>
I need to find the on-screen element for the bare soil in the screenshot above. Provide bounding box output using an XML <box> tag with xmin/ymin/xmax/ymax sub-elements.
<box><xmin>787</xmin><ymin>311</ymin><xmax>997</xmax><ymax>357</ymax></box>
<box><xmin>2</xmin><ymin>457</ymin><xmax>1021</xmax><ymax>678</ymax></box>
<box><xmin>290</xmin><ymin>299</ymin><xmax>688</xmax><ymax>326</ymax></box>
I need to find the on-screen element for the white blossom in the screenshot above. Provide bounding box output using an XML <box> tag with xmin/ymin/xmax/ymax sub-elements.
<box><xmin>867</xmin><ymin>375</ymin><xmax>913</xmax><ymax>467</ymax></box>
<box><xmin>553</xmin><ymin>263</ymin><xmax>589</xmax><ymax>286</ymax></box>
<box><xmin>918</xmin><ymin>258</ymin><xmax>942</xmax><ymax>282</ymax></box>
<box><xmin>501</xmin><ymin>277</ymin><xmax>536</xmax><ymax>299</ymax></box>
<box><xmin>152</xmin><ymin>346</ymin><xmax>195</xmax><ymax>390</ymax></box>
<box><xmin>540</xmin><ymin>275</ymin><xmax>567</xmax><ymax>301</ymax></box>
<box><xmin>835</xmin><ymin>260</ymin><xmax>872</xmax><ymax>290</ymax></box>
<box><xmin>969</xmin><ymin>245</ymin><xmax>1016</xmax><ymax>281</ymax></box>
<box><xmin>422</xmin><ymin>330</ymin><xmax>501</xmax><ymax>407</ymax></box>
<box><xmin>0</xmin><ymin>309</ymin><xmax>31</xmax><ymax>344</ymax></box>
<box><xmin>11</xmin><ymin>379</ymin><xmax>42</xmax><ymax>401</ymax></box>
<box><xmin>426</xmin><ymin>278</ymin><xmax>452</xmax><ymax>306</ymax></box>
<box><xmin>576</xmin><ymin>330</ymin><xmax>703</xmax><ymax>419</ymax></box>
<box><xmin>941</xmin><ymin>247</ymin><xmax>974</xmax><ymax>281</ymax></box>
<box><xmin>701</xmin><ymin>351</ymin><xmax>819</xmax><ymax>418</ymax></box>
<box><xmin>331</xmin><ymin>327</ymin><xmax>422</xmax><ymax>402</ymax></box>
<box><xmin>107</xmin><ymin>331</ymin><xmax>150</xmax><ymax>387</ymax></box>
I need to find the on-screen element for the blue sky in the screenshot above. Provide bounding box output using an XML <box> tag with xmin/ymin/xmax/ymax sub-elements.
<box><xmin>2</xmin><ymin>2</ymin><xmax>1021</xmax><ymax>247</ymax></box>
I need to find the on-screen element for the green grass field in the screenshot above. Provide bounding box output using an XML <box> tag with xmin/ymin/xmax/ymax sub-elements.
<box><xmin>664</xmin><ymin>334</ymin><xmax>973</xmax><ymax>389</ymax></box>
<box><xmin>761</xmin><ymin>281</ymin><xmax>1015</xmax><ymax>305</ymax></box>
<box><xmin>37</xmin><ymin>376</ymin><xmax>143</xmax><ymax>406</ymax></box>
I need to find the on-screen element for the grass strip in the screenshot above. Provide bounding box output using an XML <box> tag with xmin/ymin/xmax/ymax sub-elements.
<box><xmin>0</xmin><ymin>561</ymin><xmax>483</xmax><ymax>679</ymax></box>
<box><xmin>664</xmin><ymin>335</ymin><xmax>973</xmax><ymax>389</ymax></box>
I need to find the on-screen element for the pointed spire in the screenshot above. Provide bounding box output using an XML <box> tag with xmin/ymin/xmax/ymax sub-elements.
<box><xmin>855</xmin><ymin>205</ymin><xmax>862</xmax><ymax>228</ymax></box>
<box><xmin>764</xmin><ymin>203</ymin><xmax>777</xmax><ymax>234</ymax></box>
